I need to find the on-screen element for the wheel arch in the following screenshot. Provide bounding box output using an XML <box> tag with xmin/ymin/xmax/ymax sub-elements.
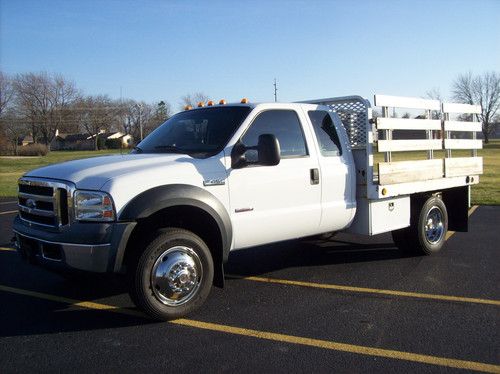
<box><xmin>118</xmin><ymin>184</ymin><xmax>232</xmax><ymax>287</ymax></box>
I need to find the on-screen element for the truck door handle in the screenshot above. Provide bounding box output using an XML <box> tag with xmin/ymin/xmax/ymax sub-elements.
<box><xmin>310</xmin><ymin>168</ymin><xmax>319</xmax><ymax>185</ymax></box>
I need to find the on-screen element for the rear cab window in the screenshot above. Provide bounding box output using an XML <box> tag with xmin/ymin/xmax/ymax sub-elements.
<box><xmin>308</xmin><ymin>110</ymin><xmax>342</xmax><ymax>157</ymax></box>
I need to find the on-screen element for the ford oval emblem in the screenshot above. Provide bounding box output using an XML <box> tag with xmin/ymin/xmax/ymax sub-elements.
<box><xmin>26</xmin><ymin>198</ymin><xmax>37</xmax><ymax>209</ymax></box>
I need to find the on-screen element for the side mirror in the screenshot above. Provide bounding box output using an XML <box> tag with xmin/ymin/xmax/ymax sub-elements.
<box><xmin>257</xmin><ymin>134</ymin><xmax>280</xmax><ymax>166</ymax></box>
<box><xmin>231</xmin><ymin>134</ymin><xmax>281</xmax><ymax>169</ymax></box>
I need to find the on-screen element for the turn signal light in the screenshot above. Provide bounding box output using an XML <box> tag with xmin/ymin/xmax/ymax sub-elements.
<box><xmin>184</xmin><ymin>105</ymin><xmax>192</xmax><ymax>111</ymax></box>
<box><xmin>241</xmin><ymin>98</ymin><xmax>249</xmax><ymax>104</ymax></box>
<box><xmin>197</xmin><ymin>101</ymin><xmax>204</xmax><ymax>107</ymax></box>
<box><xmin>219</xmin><ymin>99</ymin><xmax>226</xmax><ymax>105</ymax></box>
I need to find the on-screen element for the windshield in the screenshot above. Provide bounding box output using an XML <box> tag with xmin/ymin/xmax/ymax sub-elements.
<box><xmin>134</xmin><ymin>106</ymin><xmax>251</xmax><ymax>157</ymax></box>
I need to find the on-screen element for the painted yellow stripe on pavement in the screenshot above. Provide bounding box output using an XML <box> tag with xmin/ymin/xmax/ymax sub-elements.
<box><xmin>0</xmin><ymin>284</ymin><xmax>143</xmax><ymax>317</ymax></box>
<box><xmin>446</xmin><ymin>205</ymin><xmax>479</xmax><ymax>240</ymax></box>
<box><xmin>0</xmin><ymin>247</ymin><xmax>16</xmax><ymax>252</ymax></box>
<box><xmin>171</xmin><ymin>319</ymin><xmax>500</xmax><ymax>374</ymax></box>
<box><xmin>0</xmin><ymin>201</ymin><xmax>17</xmax><ymax>205</ymax></box>
<box><xmin>0</xmin><ymin>210</ymin><xmax>17</xmax><ymax>215</ymax></box>
<box><xmin>232</xmin><ymin>275</ymin><xmax>500</xmax><ymax>307</ymax></box>
<box><xmin>0</xmin><ymin>285</ymin><xmax>499</xmax><ymax>373</ymax></box>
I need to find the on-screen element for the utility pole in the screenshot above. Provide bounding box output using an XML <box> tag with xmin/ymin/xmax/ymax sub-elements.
<box><xmin>273</xmin><ymin>78</ymin><xmax>278</xmax><ymax>102</ymax></box>
<box><xmin>138</xmin><ymin>103</ymin><xmax>143</xmax><ymax>141</ymax></box>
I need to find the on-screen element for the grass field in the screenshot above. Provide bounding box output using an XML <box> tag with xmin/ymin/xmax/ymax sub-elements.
<box><xmin>0</xmin><ymin>142</ymin><xmax>498</xmax><ymax>204</ymax></box>
<box><xmin>0</xmin><ymin>150</ymin><xmax>121</xmax><ymax>198</ymax></box>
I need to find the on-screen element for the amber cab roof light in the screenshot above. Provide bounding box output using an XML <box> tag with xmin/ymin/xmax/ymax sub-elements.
<box><xmin>240</xmin><ymin>98</ymin><xmax>249</xmax><ymax>104</ymax></box>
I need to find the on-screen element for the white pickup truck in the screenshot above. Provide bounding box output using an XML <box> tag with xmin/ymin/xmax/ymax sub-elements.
<box><xmin>13</xmin><ymin>95</ymin><xmax>483</xmax><ymax>320</ymax></box>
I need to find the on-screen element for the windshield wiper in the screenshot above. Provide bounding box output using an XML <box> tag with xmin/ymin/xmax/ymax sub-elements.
<box><xmin>133</xmin><ymin>146</ymin><xmax>143</xmax><ymax>153</ymax></box>
<box><xmin>153</xmin><ymin>145</ymin><xmax>188</xmax><ymax>154</ymax></box>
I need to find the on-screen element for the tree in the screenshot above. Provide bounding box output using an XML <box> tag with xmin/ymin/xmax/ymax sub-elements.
<box><xmin>180</xmin><ymin>92</ymin><xmax>209</xmax><ymax>110</ymax></box>
<box><xmin>149</xmin><ymin>100</ymin><xmax>171</xmax><ymax>131</ymax></box>
<box><xmin>0</xmin><ymin>109</ymin><xmax>27</xmax><ymax>155</ymax></box>
<box><xmin>155</xmin><ymin>100</ymin><xmax>171</xmax><ymax>123</ymax></box>
<box><xmin>13</xmin><ymin>72</ymin><xmax>79</xmax><ymax>147</ymax></box>
<box><xmin>0</xmin><ymin>72</ymin><xmax>15</xmax><ymax>117</ymax></box>
<box><xmin>75</xmin><ymin>95</ymin><xmax>117</xmax><ymax>150</ymax></box>
<box><xmin>452</xmin><ymin>72</ymin><xmax>500</xmax><ymax>143</ymax></box>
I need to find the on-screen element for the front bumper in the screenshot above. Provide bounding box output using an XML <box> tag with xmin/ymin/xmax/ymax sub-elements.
<box><xmin>13</xmin><ymin>215</ymin><xmax>136</xmax><ymax>273</ymax></box>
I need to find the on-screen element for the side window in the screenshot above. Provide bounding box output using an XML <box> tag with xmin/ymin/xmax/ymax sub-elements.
<box><xmin>308</xmin><ymin>111</ymin><xmax>342</xmax><ymax>156</ymax></box>
<box><xmin>241</xmin><ymin>110</ymin><xmax>308</xmax><ymax>161</ymax></box>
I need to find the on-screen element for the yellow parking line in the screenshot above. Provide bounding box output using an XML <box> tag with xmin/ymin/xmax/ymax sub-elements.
<box><xmin>446</xmin><ymin>205</ymin><xmax>479</xmax><ymax>240</ymax></box>
<box><xmin>0</xmin><ymin>200</ymin><xmax>17</xmax><ymax>205</ymax></box>
<box><xmin>0</xmin><ymin>284</ymin><xmax>499</xmax><ymax>373</ymax></box>
<box><xmin>172</xmin><ymin>319</ymin><xmax>500</xmax><ymax>373</ymax></box>
<box><xmin>231</xmin><ymin>275</ymin><xmax>500</xmax><ymax>307</ymax></box>
<box><xmin>0</xmin><ymin>210</ymin><xmax>17</xmax><ymax>216</ymax></box>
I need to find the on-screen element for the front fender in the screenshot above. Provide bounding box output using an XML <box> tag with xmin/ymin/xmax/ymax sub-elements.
<box><xmin>119</xmin><ymin>184</ymin><xmax>232</xmax><ymax>262</ymax></box>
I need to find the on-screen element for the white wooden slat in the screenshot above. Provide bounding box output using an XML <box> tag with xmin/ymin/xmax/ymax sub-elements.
<box><xmin>444</xmin><ymin>139</ymin><xmax>482</xmax><ymax>150</ymax></box>
<box><xmin>442</xmin><ymin>102</ymin><xmax>481</xmax><ymax>114</ymax></box>
<box><xmin>378</xmin><ymin>159</ymin><xmax>443</xmax><ymax>185</ymax></box>
<box><xmin>444</xmin><ymin>157</ymin><xmax>483</xmax><ymax>177</ymax></box>
<box><xmin>377</xmin><ymin>118</ymin><xmax>441</xmax><ymax>130</ymax></box>
<box><xmin>444</xmin><ymin>121</ymin><xmax>482</xmax><ymax>132</ymax></box>
<box><xmin>374</xmin><ymin>95</ymin><xmax>440</xmax><ymax>110</ymax></box>
<box><xmin>377</xmin><ymin>139</ymin><xmax>442</xmax><ymax>152</ymax></box>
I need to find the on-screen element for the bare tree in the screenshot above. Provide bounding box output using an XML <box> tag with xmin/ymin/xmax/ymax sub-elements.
<box><xmin>117</xmin><ymin>99</ymin><xmax>161</xmax><ymax>141</ymax></box>
<box><xmin>452</xmin><ymin>72</ymin><xmax>500</xmax><ymax>143</ymax></box>
<box><xmin>180</xmin><ymin>92</ymin><xmax>209</xmax><ymax>110</ymax></box>
<box><xmin>13</xmin><ymin>72</ymin><xmax>79</xmax><ymax>147</ymax></box>
<box><xmin>0</xmin><ymin>109</ymin><xmax>27</xmax><ymax>155</ymax></box>
<box><xmin>424</xmin><ymin>88</ymin><xmax>443</xmax><ymax>120</ymax></box>
<box><xmin>0</xmin><ymin>72</ymin><xmax>15</xmax><ymax>117</ymax></box>
<box><xmin>75</xmin><ymin>95</ymin><xmax>117</xmax><ymax>150</ymax></box>
<box><xmin>425</xmin><ymin>87</ymin><xmax>443</xmax><ymax>101</ymax></box>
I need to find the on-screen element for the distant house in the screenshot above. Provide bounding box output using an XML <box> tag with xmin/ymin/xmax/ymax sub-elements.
<box><xmin>51</xmin><ymin>129</ymin><xmax>133</xmax><ymax>150</ymax></box>
<box><xmin>97</xmin><ymin>131</ymin><xmax>134</xmax><ymax>148</ymax></box>
<box><xmin>51</xmin><ymin>131</ymin><xmax>94</xmax><ymax>150</ymax></box>
<box><xmin>18</xmin><ymin>135</ymin><xmax>34</xmax><ymax>146</ymax></box>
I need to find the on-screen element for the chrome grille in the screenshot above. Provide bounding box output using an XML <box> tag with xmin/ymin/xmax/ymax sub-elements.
<box><xmin>18</xmin><ymin>178</ymin><xmax>73</xmax><ymax>229</ymax></box>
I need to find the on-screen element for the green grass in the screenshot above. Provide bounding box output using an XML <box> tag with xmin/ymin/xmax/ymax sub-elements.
<box><xmin>1</xmin><ymin>141</ymin><xmax>498</xmax><ymax>205</ymax></box>
<box><xmin>0</xmin><ymin>150</ymin><xmax>122</xmax><ymax>197</ymax></box>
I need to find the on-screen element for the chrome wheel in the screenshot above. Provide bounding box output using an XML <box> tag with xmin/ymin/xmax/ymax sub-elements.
<box><xmin>424</xmin><ymin>206</ymin><xmax>444</xmax><ymax>245</ymax></box>
<box><xmin>151</xmin><ymin>246</ymin><xmax>203</xmax><ymax>306</ymax></box>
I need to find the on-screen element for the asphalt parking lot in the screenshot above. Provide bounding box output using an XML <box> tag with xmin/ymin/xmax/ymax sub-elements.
<box><xmin>0</xmin><ymin>199</ymin><xmax>499</xmax><ymax>373</ymax></box>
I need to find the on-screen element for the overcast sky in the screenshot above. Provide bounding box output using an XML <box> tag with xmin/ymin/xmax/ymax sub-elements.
<box><xmin>1</xmin><ymin>0</ymin><xmax>499</xmax><ymax>109</ymax></box>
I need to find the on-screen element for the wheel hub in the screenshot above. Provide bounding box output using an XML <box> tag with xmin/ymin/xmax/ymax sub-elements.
<box><xmin>424</xmin><ymin>206</ymin><xmax>444</xmax><ymax>245</ymax></box>
<box><xmin>151</xmin><ymin>246</ymin><xmax>202</xmax><ymax>306</ymax></box>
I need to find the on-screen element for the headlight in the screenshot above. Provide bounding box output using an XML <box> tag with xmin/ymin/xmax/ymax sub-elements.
<box><xmin>74</xmin><ymin>190</ymin><xmax>115</xmax><ymax>222</ymax></box>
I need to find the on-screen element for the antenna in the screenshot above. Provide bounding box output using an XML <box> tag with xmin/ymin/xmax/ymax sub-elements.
<box><xmin>273</xmin><ymin>78</ymin><xmax>278</xmax><ymax>102</ymax></box>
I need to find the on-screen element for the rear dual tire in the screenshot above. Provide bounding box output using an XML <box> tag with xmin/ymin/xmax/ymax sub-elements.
<box><xmin>392</xmin><ymin>195</ymin><xmax>448</xmax><ymax>255</ymax></box>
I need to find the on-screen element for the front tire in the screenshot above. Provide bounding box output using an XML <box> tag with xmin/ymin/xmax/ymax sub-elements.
<box><xmin>129</xmin><ymin>228</ymin><xmax>214</xmax><ymax>320</ymax></box>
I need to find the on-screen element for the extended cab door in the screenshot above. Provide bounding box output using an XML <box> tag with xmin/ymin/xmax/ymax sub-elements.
<box><xmin>227</xmin><ymin>108</ymin><xmax>321</xmax><ymax>249</ymax></box>
<box><xmin>306</xmin><ymin>109</ymin><xmax>356</xmax><ymax>232</ymax></box>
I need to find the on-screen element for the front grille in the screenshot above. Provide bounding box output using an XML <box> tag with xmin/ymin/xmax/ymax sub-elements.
<box><xmin>18</xmin><ymin>178</ymin><xmax>73</xmax><ymax>229</ymax></box>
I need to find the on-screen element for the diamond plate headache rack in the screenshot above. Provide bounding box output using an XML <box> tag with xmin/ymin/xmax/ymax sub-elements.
<box><xmin>297</xmin><ymin>96</ymin><xmax>371</xmax><ymax>149</ymax></box>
